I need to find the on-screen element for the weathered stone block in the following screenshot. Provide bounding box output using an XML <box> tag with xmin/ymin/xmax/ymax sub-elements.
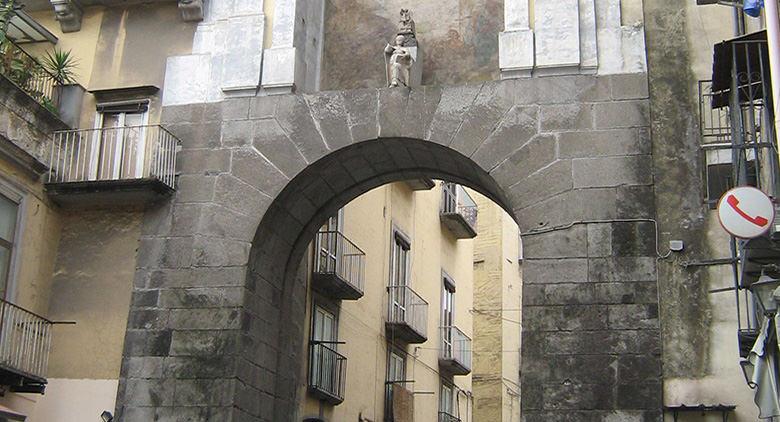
<box><xmin>540</xmin><ymin>103</ymin><xmax>593</xmax><ymax>131</ymax></box>
<box><xmin>231</xmin><ymin>148</ymin><xmax>289</xmax><ymax>196</ymax></box>
<box><xmin>450</xmin><ymin>81</ymin><xmax>515</xmax><ymax>156</ymax></box>
<box><xmin>593</xmin><ymin>100</ymin><xmax>649</xmax><ymax>128</ymax></box>
<box><xmin>175</xmin><ymin>175</ymin><xmax>216</xmax><ymax>203</ymax></box>
<box><xmin>471</xmin><ymin>105</ymin><xmax>540</xmax><ymax>171</ymax></box>
<box><xmin>616</xmin><ymin>382</ymin><xmax>661</xmax><ymax>409</ymax></box>
<box><xmin>176</xmin><ymin>148</ymin><xmax>231</xmax><ymax>176</ymax></box>
<box><xmin>123</xmin><ymin>378</ymin><xmax>175</xmax><ymax>407</ymax></box>
<box><xmin>523</xmin><ymin>225</ymin><xmax>588</xmax><ymax>259</ymax></box>
<box><xmin>274</xmin><ymin>95</ymin><xmax>329</xmax><ymax>162</ymax></box>
<box><xmin>507</xmin><ymin>159</ymin><xmax>572</xmax><ymax>210</ymax></box>
<box><xmin>490</xmin><ymin>134</ymin><xmax>557</xmax><ymax>188</ymax></box>
<box><xmin>249</xmin><ymin>119</ymin><xmax>307</xmax><ymax>179</ymax></box>
<box><xmin>221</xmin><ymin>120</ymin><xmax>253</xmax><ymax>147</ymax></box>
<box><xmin>610</xmin><ymin>73</ymin><xmax>649</xmax><ymax>100</ymax></box>
<box><xmin>572</xmin><ymin>155</ymin><xmax>653</xmax><ymax>188</ymax></box>
<box><xmin>534</xmin><ymin>0</ymin><xmax>580</xmax><ymax>70</ymax></box>
<box><xmin>607</xmin><ymin>303</ymin><xmax>659</xmax><ymax>329</ymax></box>
<box><xmin>170</xmin><ymin>330</ymin><xmax>238</xmax><ymax>356</ymax></box>
<box><xmin>589</xmin><ymin>257</ymin><xmax>657</xmax><ymax>282</ymax></box>
<box><xmin>306</xmin><ymin>91</ymin><xmax>351</xmax><ymax>151</ymax></box>
<box><xmin>524</xmin><ymin>304</ymin><xmax>608</xmax><ymax>331</ymax></box>
<box><xmin>213</xmin><ymin>173</ymin><xmax>273</xmax><ymax>217</ymax></box>
<box><xmin>169</xmin><ymin>308</ymin><xmax>242</xmax><ymax>330</ymax></box>
<box><xmin>343</xmin><ymin>88</ymin><xmax>379</xmax><ymax>142</ymax></box>
<box><xmin>192</xmin><ymin>236</ymin><xmax>251</xmax><ymax>267</ymax></box>
<box><xmin>522</xmin><ymin>260</ymin><xmax>587</xmax><ymax>285</ymax></box>
<box><xmin>426</xmin><ymin>84</ymin><xmax>482</xmax><ymax>145</ymax></box>
<box><xmin>558</xmin><ymin>128</ymin><xmax>649</xmax><ymax>158</ymax></box>
<box><xmin>541</xmin><ymin>382</ymin><xmax>613</xmax><ymax>410</ymax></box>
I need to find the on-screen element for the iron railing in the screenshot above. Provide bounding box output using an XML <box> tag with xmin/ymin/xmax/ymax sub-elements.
<box><xmin>440</xmin><ymin>325</ymin><xmax>472</xmax><ymax>371</ymax></box>
<box><xmin>0</xmin><ymin>39</ymin><xmax>60</xmax><ymax>111</ymax></box>
<box><xmin>438</xmin><ymin>412</ymin><xmax>461</xmax><ymax>422</ymax></box>
<box><xmin>387</xmin><ymin>285</ymin><xmax>428</xmax><ymax>338</ymax></box>
<box><xmin>48</xmin><ymin>125</ymin><xmax>181</xmax><ymax>190</ymax></box>
<box><xmin>441</xmin><ymin>183</ymin><xmax>478</xmax><ymax>230</ymax></box>
<box><xmin>314</xmin><ymin>231</ymin><xmax>366</xmax><ymax>294</ymax></box>
<box><xmin>0</xmin><ymin>299</ymin><xmax>52</xmax><ymax>380</ymax></box>
<box><xmin>308</xmin><ymin>341</ymin><xmax>346</xmax><ymax>403</ymax></box>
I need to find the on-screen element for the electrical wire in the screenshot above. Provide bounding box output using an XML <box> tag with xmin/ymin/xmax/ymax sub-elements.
<box><xmin>522</xmin><ymin>218</ymin><xmax>673</xmax><ymax>259</ymax></box>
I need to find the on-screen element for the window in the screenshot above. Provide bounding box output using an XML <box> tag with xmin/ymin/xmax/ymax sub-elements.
<box><xmin>441</xmin><ymin>274</ymin><xmax>455</xmax><ymax>357</ymax></box>
<box><xmin>310</xmin><ymin>305</ymin><xmax>338</xmax><ymax>393</ymax></box>
<box><xmin>0</xmin><ymin>193</ymin><xmax>18</xmax><ymax>300</ymax></box>
<box><xmin>385</xmin><ymin>348</ymin><xmax>407</xmax><ymax>419</ymax></box>
<box><xmin>90</xmin><ymin>101</ymin><xmax>149</xmax><ymax>180</ymax></box>
<box><xmin>387</xmin><ymin>349</ymin><xmax>405</xmax><ymax>383</ymax></box>
<box><xmin>389</xmin><ymin>230</ymin><xmax>411</xmax><ymax>323</ymax></box>
<box><xmin>390</xmin><ymin>231</ymin><xmax>410</xmax><ymax>287</ymax></box>
<box><xmin>439</xmin><ymin>382</ymin><xmax>455</xmax><ymax>417</ymax></box>
<box><xmin>316</xmin><ymin>209</ymin><xmax>344</xmax><ymax>273</ymax></box>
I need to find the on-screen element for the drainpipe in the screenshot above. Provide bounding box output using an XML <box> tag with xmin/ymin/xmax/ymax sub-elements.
<box><xmin>766</xmin><ymin>1</ymin><xmax>780</xmax><ymax>162</ymax></box>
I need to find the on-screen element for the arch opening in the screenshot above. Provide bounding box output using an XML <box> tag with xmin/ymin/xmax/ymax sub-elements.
<box><xmin>243</xmin><ymin>137</ymin><xmax>517</xmax><ymax>420</ymax></box>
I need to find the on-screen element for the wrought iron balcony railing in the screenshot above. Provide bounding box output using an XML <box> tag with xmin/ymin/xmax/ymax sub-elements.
<box><xmin>47</xmin><ymin>125</ymin><xmax>180</xmax><ymax>190</ymax></box>
<box><xmin>313</xmin><ymin>231</ymin><xmax>366</xmax><ymax>300</ymax></box>
<box><xmin>0</xmin><ymin>299</ymin><xmax>52</xmax><ymax>384</ymax></box>
<box><xmin>439</xmin><ymin>325</ymin><xmax>472</xmax><ymax>375</ymax></box>
<box><xmin>386</xmin><ymin>285</ymin><xmax>428</xmax><ymax>343</ymax></box>
<box><xmin>0</xmin><ymin>39</ymin><xmax>60</xmax><ymax>112</ymax></box>
<box><xmin>308</xmin><ymin>341</ymin><xmax>346</xmax><ymax>405</ymax></box>
<box><xmin>441</xmin><ymin>183</ymin><xmax>478</xmax><ymax>239</ymax></box>
<box><xmin>438</xmin><ymin>411</ymin><xmax>461</xmax><ymax>422</ymax></box>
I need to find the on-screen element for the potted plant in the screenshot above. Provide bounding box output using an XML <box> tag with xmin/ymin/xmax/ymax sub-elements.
<box><xmin>41</xmin><ymin>48</ymin><xmax>83</xmax><ymax>125</ymax></box>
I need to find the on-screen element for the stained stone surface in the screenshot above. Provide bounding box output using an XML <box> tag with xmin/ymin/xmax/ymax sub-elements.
<box><xmin>534</xmin><ymin>0</ymin><xmax>580</xmax><ymax>69</ymax></box>
<box><xmin>115</xmin><ymin>74</ymin><xmax>660</xmax><ymax>421</ymax></box>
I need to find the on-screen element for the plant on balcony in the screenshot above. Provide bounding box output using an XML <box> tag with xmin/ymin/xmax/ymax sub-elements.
<box><xmin>41</xmin><ymin>48</ymin><xmax>78</xmax><ymax>84</ymax></box>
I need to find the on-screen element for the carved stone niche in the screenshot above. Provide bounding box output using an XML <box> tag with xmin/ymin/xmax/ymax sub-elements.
<box><xmin>178</xmin><ymin>0</ymin><xmax>204</xmax><ymax>23</ymax></box>
<box><xmin>50</xmin><ymin>0</ymin><xmax>82</xmax><ymax>33</ymax></box>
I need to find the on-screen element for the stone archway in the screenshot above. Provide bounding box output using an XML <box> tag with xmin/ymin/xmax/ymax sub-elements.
<box><xmin>116</xmin><ymin>74</ymin><xmax>660</xmax><ymax>421</ymax></box>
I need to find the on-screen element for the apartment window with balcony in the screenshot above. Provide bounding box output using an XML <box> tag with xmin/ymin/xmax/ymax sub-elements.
<box><xmin>439</xmin><ymin>382</ymin><xmax>458</xmax><ymax>422</ymax></box>
<box><xmin>91</xmin><ymin>101</ymin><xmax>150</xmax><ymax>180</ymax></box>
<box><xmin>389</xmin><ymin>230</ymin><xmax>411</xmax><ymax>323</ymax></box>
<box><xmin>385</xmin><ymin>349</ymin><xmax>413</xmax><ymax>422</ymax></box>
<box><xmin>308</xmin><ymin>304</ymin><xmax>346</xmax><ymax>404</ymax></box>
<box><xmin>0</xmin><ymin>192</ymin><xmax>19</xmax><ymax>300</ymax></box>
<box><xmin>441</xmin><ymin>274</ymin><xmax>455</xmax><ymax>356</ymax></box>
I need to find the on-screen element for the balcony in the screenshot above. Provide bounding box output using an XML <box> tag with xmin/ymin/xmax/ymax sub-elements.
<box><xmin>0</xmin><ymin>299</ymin><xmax>53</xmax><ymax>394</ymax></box>
<box><xmin>439</xmin><ymin>326</ymin><xmax>472</xmax><ymax>375</ymax></box>
<box><xmin>308</xmin><ymin>341</ymin><xmax>346</xmax><ymax>405</ymax></box>
<box><xmin>0</xmin><ymin>39</ymin><xmax>61</xmax><ymax>113</ymax></box>
<box><xmin>45</xmin><ymin>125</ymin><xmax>181</xmax><ymax>207</ymax></box>
<box><xmin>438</xmin><ymin>412</ymin><xmax>461</xmax><ymax>422</ymax></box>
<box><xmin>386</xmin><ymin>285</ymin><xmax>428</xmax><ymax>344</ymax></box>
<box><xmin>440</xmin><ymin>183</ymin><xmax>477</xmax><ymax>239</ymax></box>
<box><xmin>313</xmin><ymin>231</ymin><xmax>365</xmax><ymax>300</ymax></box>
<box><xmin>404</xmin><ymin>178</ymin><xmax>435</xmax><ymax>191</ymax></box>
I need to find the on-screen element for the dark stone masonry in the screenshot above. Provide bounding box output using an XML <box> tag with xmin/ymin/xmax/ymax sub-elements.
<box><xmin>113</xmin><ymin>74</ymin><xmax>661</xmax><ymax>421</ymax></box>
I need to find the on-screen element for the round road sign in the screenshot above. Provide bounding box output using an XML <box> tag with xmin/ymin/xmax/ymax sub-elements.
<box><xmin>717</xmin><ymin>186</ymin><xmax>776</xmax><ymax>239</ymax></box>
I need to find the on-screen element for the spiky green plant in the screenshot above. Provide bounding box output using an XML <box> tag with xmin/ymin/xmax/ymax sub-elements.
<box><xmin>41</xmin><ymin>48</ymin><xmax>78</xmax><ymax>84</ymax></box>
<box><xmin>0</xmin><ymin>0</ymin><xmax>15</xmax><ymax>44</ymax></box>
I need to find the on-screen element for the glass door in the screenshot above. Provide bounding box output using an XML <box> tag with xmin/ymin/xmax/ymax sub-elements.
<box><xmin>91</xmin><ymin>110</ymin><xmax>147</xmax><ymax>180</ymax></box>
<box><xmin>442</xmin><ymin>282</ymin><xmax>454</xmax><ymax>358</ymax></box>
<box><xmin>312</xmin><ymin>306</ymin><xmax>337</xmax><ymax>392</ymax></box>
<box><xmin>390</xmin><ymin>233</ymin><xmax>410</xmax><ymax>322</ymax></box>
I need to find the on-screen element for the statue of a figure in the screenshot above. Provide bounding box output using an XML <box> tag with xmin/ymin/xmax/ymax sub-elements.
<box><xmin>385</xmin><ymin>34</ymin><xmax>412</xmax><ymax>87</ymax></box>
<box><xmin>397</xmin><ymin>9</ymin><xmax>417</xmax><ymax>46</ymax></box>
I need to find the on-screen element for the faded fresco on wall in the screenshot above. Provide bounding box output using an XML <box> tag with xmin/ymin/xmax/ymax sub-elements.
<box><xmin>321</xmin><ymin>0</ymin><xmax>502</xmax><ymax>90</ymax></box>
